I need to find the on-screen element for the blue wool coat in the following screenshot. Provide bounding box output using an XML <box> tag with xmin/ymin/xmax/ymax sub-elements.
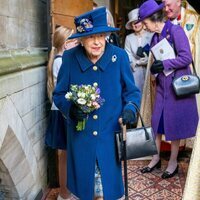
<box><xmin>151</xmin><ymin>20</ymin><xmax>199</xmax><ymax>141</ymax></box>
<box><xmin>53</xmin><ymin>43</ymin><xmax>141</xmax><ymax>200</ymax></box>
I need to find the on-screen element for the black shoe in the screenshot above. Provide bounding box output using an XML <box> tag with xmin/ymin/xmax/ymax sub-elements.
<box><xmin>140</xmin><ymin>160</ymin><xmax>161</xmax><ymax>173</ymax></box>
<box><xmin>161</xmin><ymin>165</ymin><xmax>179</xmax><ymax>179</ymax></box>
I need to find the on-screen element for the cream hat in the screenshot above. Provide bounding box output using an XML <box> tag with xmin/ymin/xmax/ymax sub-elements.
<box><xmin>125</xmin><ymin>8</ymin><xmax>139</xmax><ymax>30</ymax></box>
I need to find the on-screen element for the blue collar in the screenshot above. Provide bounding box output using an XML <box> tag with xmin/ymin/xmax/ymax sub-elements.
<box><xmin>75</xmin><ymin>42</ymin><xmax>114</xmax><ymax>72</ymax></box>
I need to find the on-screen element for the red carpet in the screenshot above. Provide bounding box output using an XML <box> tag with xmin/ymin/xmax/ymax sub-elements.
<box><xmin>123</xmin><ymin>159</ymin><xmax>187</xmax><ymax>200</ymax></box>
<box><xmin>44</xmin><ymin>157</ymin><xmax>188</xmax><ymax>200</ymax></box>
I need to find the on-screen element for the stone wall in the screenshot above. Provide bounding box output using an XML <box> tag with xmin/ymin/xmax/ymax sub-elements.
<box><xmin>0</xmin><ymin>0</ymin><xmax>47</xmax><ymax>49</ymax></box>
<box><xmin>0</xmin><ymin>60</ymin><xmax>48</xmax><ymax>199</ymax></box>
<box><xmin>0</xmin><ymin>0</ymin><xmax>48</xmax><ymax>199</ymax></box>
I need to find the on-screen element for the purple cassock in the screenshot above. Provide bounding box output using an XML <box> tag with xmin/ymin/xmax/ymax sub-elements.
<box><xmin>151</xmin><ymin>20</ymin><xmax>199</xmax><ymax>141</ymax></box>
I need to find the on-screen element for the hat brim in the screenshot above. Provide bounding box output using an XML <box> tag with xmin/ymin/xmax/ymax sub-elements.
<box><xmin>69</xmin><ymin>26</ymin><xmax>120</xmax><ymax>39</ymax></box>
<box><xmin>135</xmin><ymin>3</ymin><xmax>164</xmax><ymax>24</ymax></box>
<box><xmin>125</xmin><ymin>19</ymin><xmax>137</xmax><ymax>30</ymax></box>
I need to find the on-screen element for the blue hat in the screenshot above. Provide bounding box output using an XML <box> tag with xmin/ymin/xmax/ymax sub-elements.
<box><xmin>69</xmin><ymin>7</ymin><xmax>119</xmax><ymax>39</ymax></box>
<box><xmin>136</xmin><ymin>0</ymin><xmax>164</xmax><ymax>23</ymax></box>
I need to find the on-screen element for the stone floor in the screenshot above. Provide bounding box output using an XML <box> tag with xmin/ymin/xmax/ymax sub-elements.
<box><xmin>43</xmin><ymin>150</ymin><xmax>190</xmax><ymax>200</ymax></box>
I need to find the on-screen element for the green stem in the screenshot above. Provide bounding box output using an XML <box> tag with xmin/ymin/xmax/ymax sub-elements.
<box><xmin>76</xmin><ymin>119</ymin><xmax>86</xmax><ymax>131</ymax></box>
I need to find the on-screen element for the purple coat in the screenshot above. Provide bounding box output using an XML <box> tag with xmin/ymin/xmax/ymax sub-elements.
<box><xmin>151</xmin><ymin>20</ymin><xmax>199</xmax><ymax>141</ymax></box>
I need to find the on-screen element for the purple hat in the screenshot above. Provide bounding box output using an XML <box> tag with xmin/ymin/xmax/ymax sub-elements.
<box><xmin>136</xmin><ymin>0</ymin><xmax>164</xmax><ymax>23</ymax></box>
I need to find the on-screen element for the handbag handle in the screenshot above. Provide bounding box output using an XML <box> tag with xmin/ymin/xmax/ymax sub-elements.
<box><xmin>173</xmin><ymin>60</ymin><xmax>199</xmax><ymax>84</ymax></box>
<box><xmin>191</xmin><ymin>60</ymin><xmax>198</xmax><ymax>76</ymax></box>
<box><xmin>127</xmin><ymin>102</ymin><xmax>150</xmax><ymax>140</ymax></box>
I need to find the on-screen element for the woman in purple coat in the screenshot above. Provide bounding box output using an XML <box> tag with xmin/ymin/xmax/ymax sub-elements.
<box><xmin>137</xmin><ymin>0</ymin><xmax>199</xmax><ymax>179</ymax></box>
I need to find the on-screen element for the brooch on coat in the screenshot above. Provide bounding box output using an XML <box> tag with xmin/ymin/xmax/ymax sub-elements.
<box><xmin>112</xmin><ymin>55</ymin><xmax>117</xmax><ymax>62</ymax></box>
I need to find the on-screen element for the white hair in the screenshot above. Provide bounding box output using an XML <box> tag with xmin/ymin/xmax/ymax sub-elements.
<box><xmin>106</xmin><ymin>8</ymin><xmax>115</xmax><ymax>28</ymax></box>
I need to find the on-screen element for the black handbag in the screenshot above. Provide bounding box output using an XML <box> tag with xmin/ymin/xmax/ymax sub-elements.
<box><xmin>115</xmin><ymin>103</ymin><xmax>158</xmax><ymax>162</ymax></box>
<box><xmin>172</xmin><ymin>61</ymin><xmax>200</xmax><ymax>97</ymax></box>
<box><xmin>115</xmin><ymin>103</ymin><xmax>158</xmax><ymax>200</ymax></box>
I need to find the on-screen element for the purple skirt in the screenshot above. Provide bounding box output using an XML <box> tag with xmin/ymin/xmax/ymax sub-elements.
<box><xmin>157</xmin><ymin>111</ymin><xmax>165</xmax><ymax>134</ymax></box>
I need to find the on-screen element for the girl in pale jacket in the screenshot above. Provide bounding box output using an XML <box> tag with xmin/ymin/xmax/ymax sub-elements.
<box><xmin>125</xmin><ymin>8</ymin><xmax>152</xmax><ymax>93</ymax></box>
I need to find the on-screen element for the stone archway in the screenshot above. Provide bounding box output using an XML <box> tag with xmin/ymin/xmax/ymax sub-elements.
<box><xmin>0</xmin><ymin>126</ymin><xmax>37</xmax><ymax>199</ymax></box>
<box><xmin>0</xmin><ymin>96</ymin><xmax>45</xmax><ymax>199</ymax></box>
<box><xmin>0</xmin><ymin>128</ymin><xmax>20</xmax><ymax>199</ymax></box>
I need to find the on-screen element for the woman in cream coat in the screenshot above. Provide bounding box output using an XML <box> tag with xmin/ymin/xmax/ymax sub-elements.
<box><xmin>124</xmin><ymin>8</ymin><xmax>152</xmax><ymax>93</ymax></box>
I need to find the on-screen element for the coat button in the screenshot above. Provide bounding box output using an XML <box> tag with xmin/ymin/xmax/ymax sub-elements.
<box><xmin>93</xmin><ymin>66</ymin><xmax>98</xmax><ymax>71</ymax></box>
<box><xmin>93</xmin><ymin>131</ymin><xmax>98</xmax><ymax>136</ymax></box>
<box><xmin>93</xmin><ymin>115</ymin><xmax>98</xmax><ymax>120</ymax></box>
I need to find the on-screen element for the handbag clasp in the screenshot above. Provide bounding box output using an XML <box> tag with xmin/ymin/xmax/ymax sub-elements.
<box><xmin>181</xmin><ymin>75</ymin><xmax>189</xmax><ymax>81</ymax></box>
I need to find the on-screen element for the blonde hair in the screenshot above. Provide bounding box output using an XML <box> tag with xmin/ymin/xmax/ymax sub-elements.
<box><xmin>47</xmin><ymin>26</ymin><xmax>73</xmax><ymax>101</ymax></box>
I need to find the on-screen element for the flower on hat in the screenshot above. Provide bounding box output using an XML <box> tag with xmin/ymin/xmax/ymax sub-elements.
<box><xmin>75</xmin><ymin>17</ymin><xmax>93</xmax><ymax>33</ymax></box>
<box><xmin>69</xmin><ymin>7</ymin><xmax>119</xmax><ymax>39</ymax></box>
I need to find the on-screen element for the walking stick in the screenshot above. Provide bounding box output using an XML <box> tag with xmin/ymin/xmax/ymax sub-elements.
<box><xmin>122</xmin><ymin>125</ymin><xmax>129</xmax><ymax>200</ymax></box>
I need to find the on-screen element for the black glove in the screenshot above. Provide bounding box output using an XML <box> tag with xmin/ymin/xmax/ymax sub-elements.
<box><xmin>69</xmin><ymin>104</ymin><xmax>87</xmax><ymax>121</ymax></box>
<box><xmin>136</xmin><ymin>46</ymin><xmax>145</xmax><ymax>58</ymax></box>
<box><xmin>150</xmin><ymin>60</ymin><xmax>164</xmax><ymax>74</ymax></box>
<box><xmin>122</xmin><ymin>110</ymin><xmax>136</xmax><ymax>125</ymax></box>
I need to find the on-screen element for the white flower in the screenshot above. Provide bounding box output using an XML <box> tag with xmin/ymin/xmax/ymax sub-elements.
<box><xmin>85</xmin><ymin>86</ymin><xmax>89</xmax><ymax>90</ymax></box>
<box><xmin>77</xmin><ymin>98</ymin><xmax>86</xmax><ymax>105</ymax></box>
<box><xmin>77</xmin><ymin>92</ymin><xmax>86</xmax><ymax>98</ymax></box>
<box><xmin>87</xmin><ymin>101</ymin><xmax>92</xmax><ymax>107</ymax></box>
<box><xmin>65</xmin><ymin>92</ymin><xmax>72</xmax><ymax>99</ymax></box>
<box><xmin>71</xmin><ymin>85</ymin><xmax>78</xmax><ymax>91</ymax></box>
<box><xmin>91</xmin><ymin>94</ymin><xmax>96</xmax><ymax>101</ymax></box>
<box><xmin>93</xmin><ymin>82</ymin><xmax>98</xmax><ymax>87</ymax></box>
<box><xmin>77</xmin><ymin>92</ymin><xmax>82</xmax><ymax>98</ymax></box>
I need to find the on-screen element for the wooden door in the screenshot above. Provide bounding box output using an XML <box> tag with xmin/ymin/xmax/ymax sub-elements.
<box><xmin>50</xmin><ymin>0</ymin><xmax>93</xmax><ymax>33</ymax></box>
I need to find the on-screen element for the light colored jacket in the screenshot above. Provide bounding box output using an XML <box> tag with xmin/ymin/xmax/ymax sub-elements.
<box><xmin>124</xmin><ymin>31</ymin><xmax>152</xmax><ymax>67</ymax></box>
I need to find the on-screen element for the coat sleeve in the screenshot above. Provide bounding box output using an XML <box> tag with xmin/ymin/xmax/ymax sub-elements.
<box><xmin>53</xmin><ymin>57</ymin><xmax>62</xmax><ymax>85</ymax></box>
<box><xmin>120</xmin><ymin>50</ymin><xmax>141</xmax><ymax>113</ymax></box>
<box><xmin>163</xmin><ymin>25</ymin><xmax>193</xmax><ymax>71</ymax></box>
<box><xmin>124</xmin><ymin>35</ymin><xmax>137</xmax><ymax>66</ymax></box>
<box><xmin>53</xmin><ymin>51</ymin><xmax>71</xmax><ymax>118</ymax></box>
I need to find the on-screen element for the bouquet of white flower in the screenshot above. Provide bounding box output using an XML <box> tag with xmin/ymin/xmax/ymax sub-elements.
<box><xmin>65</xmin><ymin>83</ymin><xmax>105</xmax><ymax>131</ymax></box>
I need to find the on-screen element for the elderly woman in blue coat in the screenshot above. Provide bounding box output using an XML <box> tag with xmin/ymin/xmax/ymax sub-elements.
<box><xmin>53</xmin><ymin>7</ymin><xmax>141</xmax><ymax>200</ymax></box>
<box><xmin>137</xmin><ymin>0</ymin><xmax>199</xmax><ymax>179</ymax></box>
